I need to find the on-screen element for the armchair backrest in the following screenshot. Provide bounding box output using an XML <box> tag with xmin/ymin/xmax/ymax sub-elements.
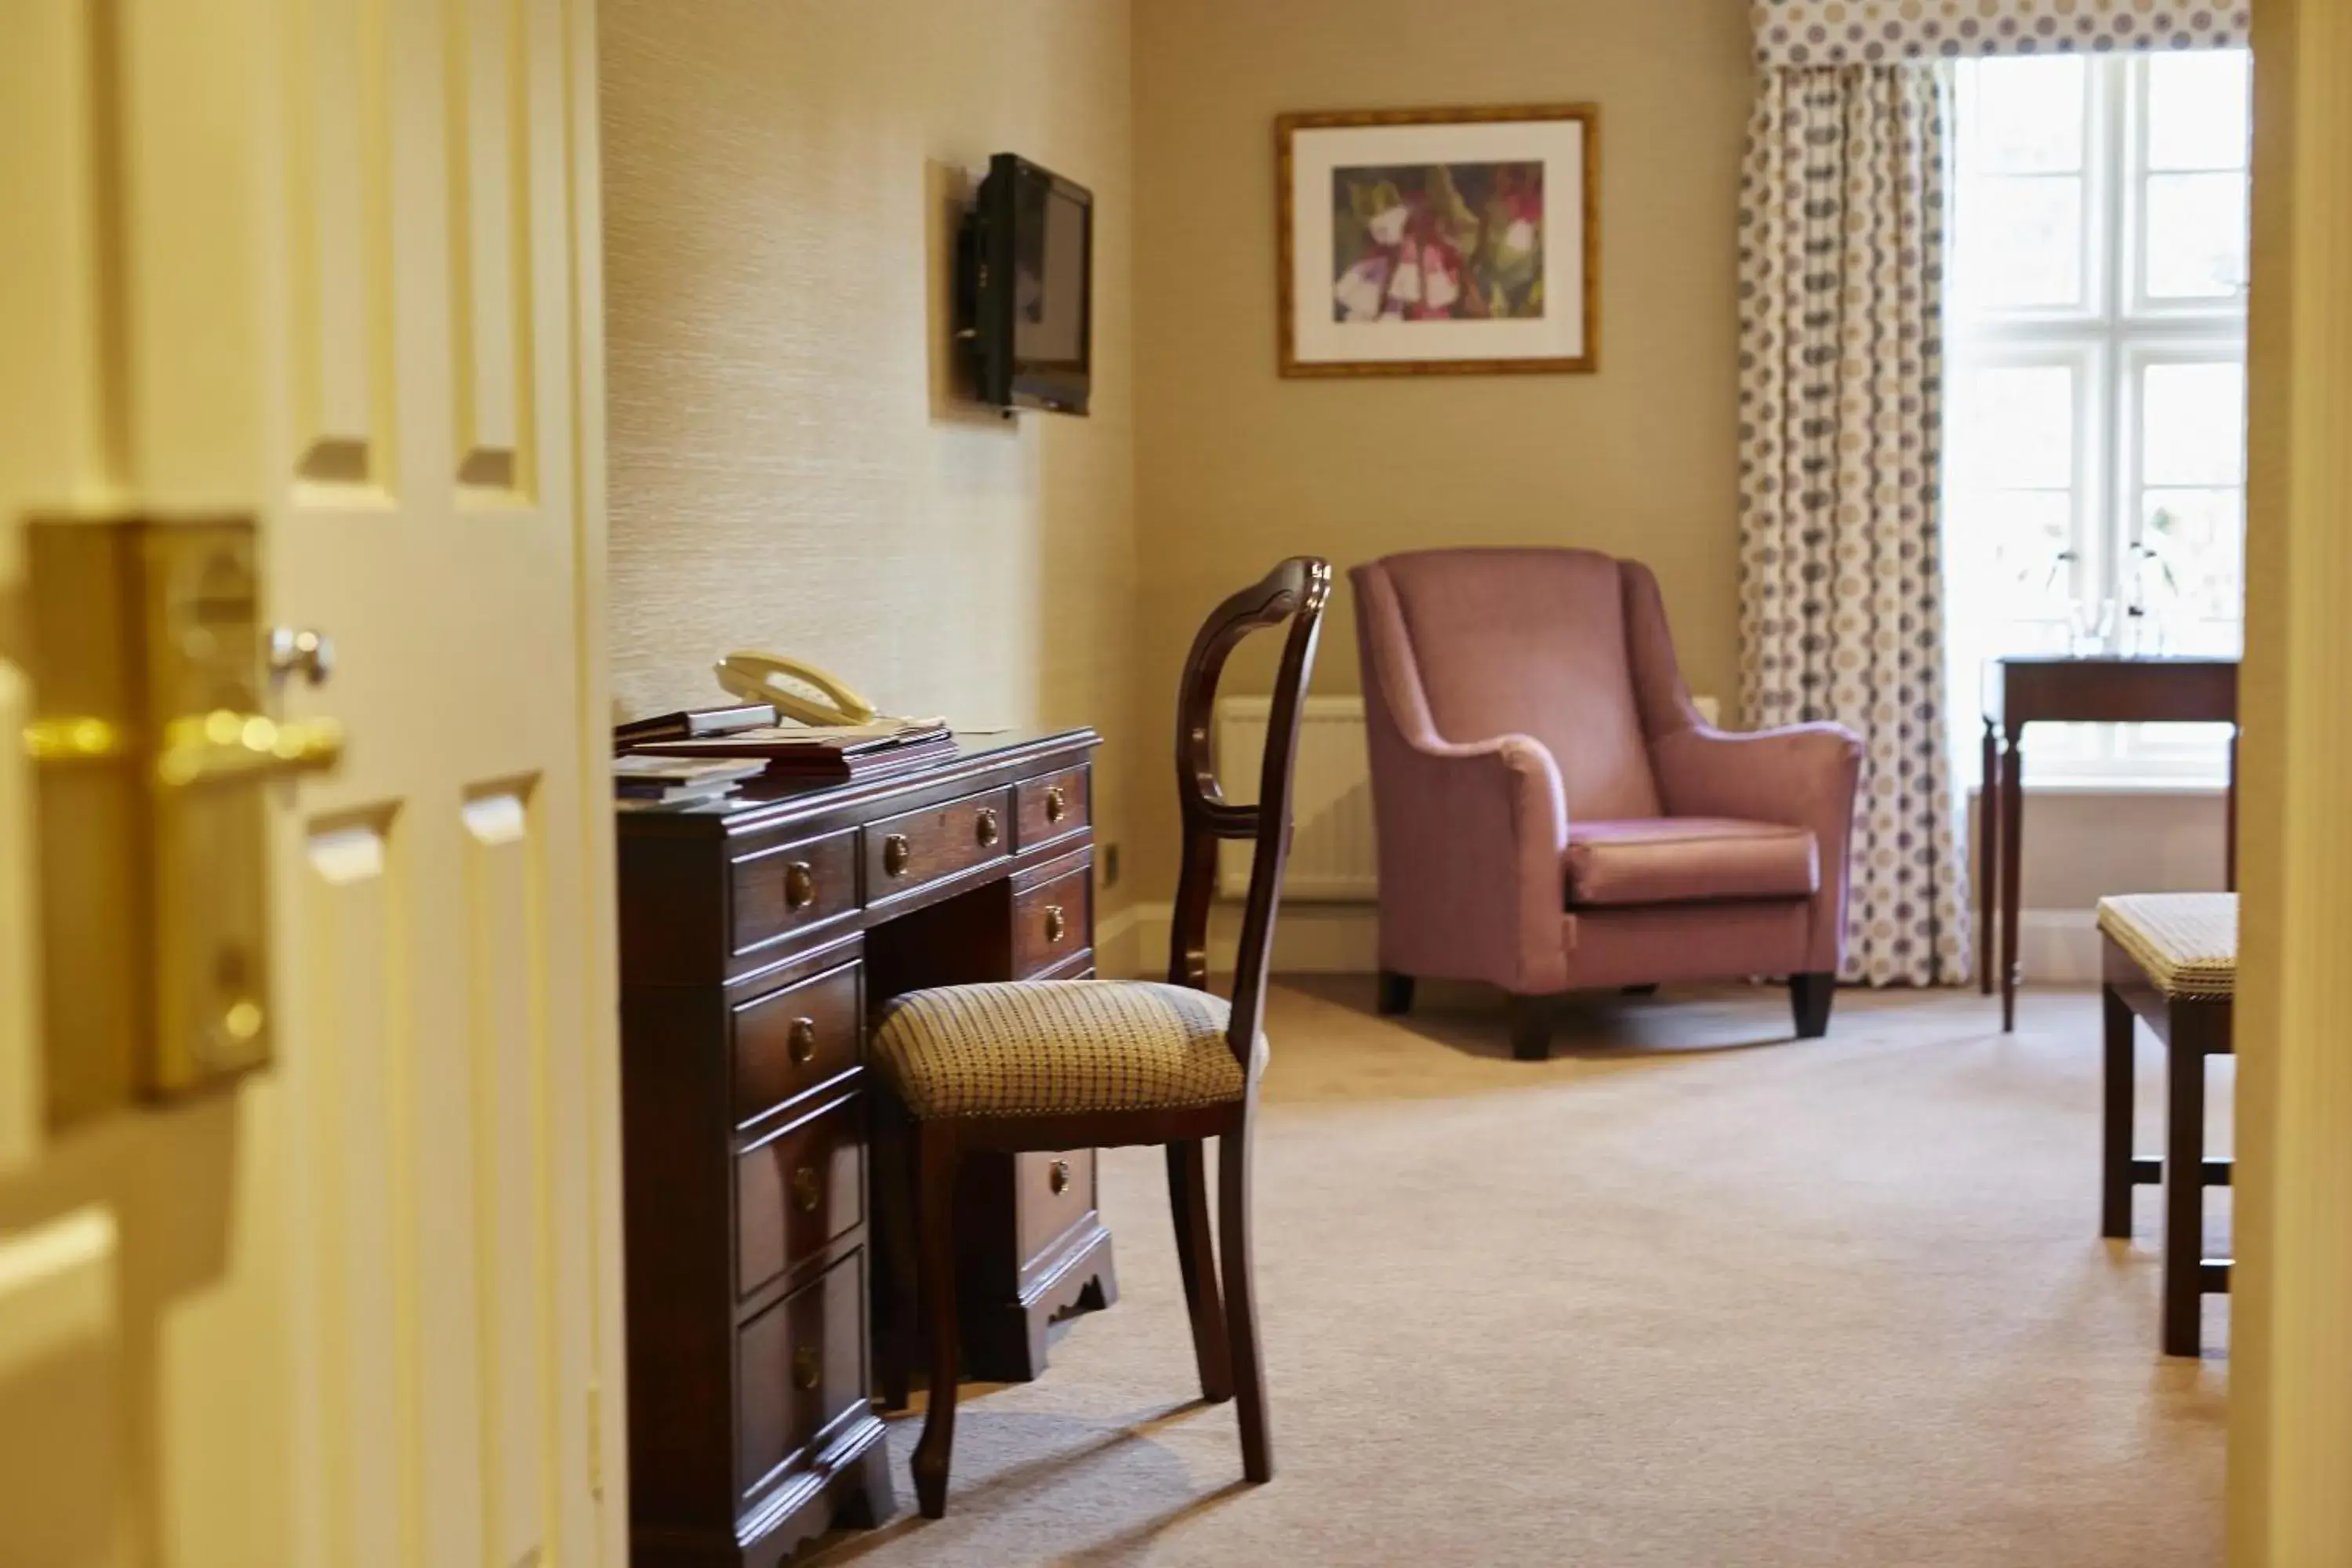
<box><xmin>1357</xmin><ymin>548</ymin><xmax>1676</xmax><ymax>822</ymax></box>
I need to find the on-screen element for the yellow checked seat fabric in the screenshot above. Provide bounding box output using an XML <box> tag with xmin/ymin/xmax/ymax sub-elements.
<box><xmin>2097</xmin><ymin>892</ymin><xmax>2238</xmax><ymax>999</ymax></box>
<box><xmin>873</xmin><ymin>980</ymin><xmax>1267</xmax><ymax>1120</ymax></box>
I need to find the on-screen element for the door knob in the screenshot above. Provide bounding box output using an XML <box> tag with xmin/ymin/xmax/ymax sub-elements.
<box><xmin>265</xmin><ymin>626</ymin><xmax>336</xmax><ymax>685</ymax></box>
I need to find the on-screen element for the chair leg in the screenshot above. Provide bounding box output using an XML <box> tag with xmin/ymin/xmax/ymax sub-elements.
<box><xmin>1508</xmin><ymin>993</ymin><xmax>1553</xmax><ymax>1061</ymax></box>
<box><xmin>911</xmin><ymin>1121</ymin><xmax>964</xmax><ymax>1517</ymax></box>
<box><xmin>1375</xmin><ymin>970</ymin><xmax>1414</xmax><ymax>1016</ymax></box>
<box><xmin>2161</xmin><ymin>1018</ymin><xmax>2206</xmax><ymax>1357</ymax></box>
<box><xmin>2100</xmin><ymin>986</ymin><xmax>2136</xmax><ymax>1240</ymax></box>
<box><xmin>1167</xmin><ymin>1138</ymin><xmax>1233</xmax><ymax>1403</ymax></box>
<box><xmin>1789</xmin><ymin>972</ymin><xmax>1835</xmax><ymax>1039</ymax></box>
<box><xmin>872</xmin><ymin>1096</ymin><xmax>916</xmax><ymax>1411</ymax></box>
<box><xmin>1219</xmin><ymin>1111</ymin><xmax>1273</xmax><ymax>1483</ymax></box>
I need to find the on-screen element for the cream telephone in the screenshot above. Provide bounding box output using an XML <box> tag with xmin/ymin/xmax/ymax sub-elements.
<box><xmin>716</xmin><ymin>652</ymin><xmax>880</xmax><ymax>728</ymax></box>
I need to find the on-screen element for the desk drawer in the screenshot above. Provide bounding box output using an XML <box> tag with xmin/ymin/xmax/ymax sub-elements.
<box><xmin>865</xmin><ymin>787</ymin><xmax>1013</xmax><ymax>906</ymax></box>
<box><xmin>737</xmin><ymin>1247</ymin><xmax>865</xmax><ymax>1498</ymax></box>
<box><xmin>1016</xmin><ymin>766</ymin><xmax>1091</xmax><ymax>849</ymax></box>
<box><xmin>1017</xmin><ymin>1149</ymin><xmax>1096</xmax><ymax>1262</ymax></box>
<box><xmin>732</xmin><ymin>828</ymin><xmax>859</xmax><ymax>958</ymax></box>
<box><xmin>732</xmin><ymin>960</ymin><xmax>862</xmax><ymax>1130</ymax></box>
<box><xmin>737</xmin><ymin>1092</ymin><xmax>864</xmax><ymax>1299</ymax></box>
<box><xmin>1013</xmin><ymin>859</ymin><xmax>1092</xmax><ymax>978</ymax></box>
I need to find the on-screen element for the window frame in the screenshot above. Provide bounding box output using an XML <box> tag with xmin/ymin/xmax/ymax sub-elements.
<box><xmin>1946</xmin><ymin>49</ymin><xmax>2249</xmax><ymax>787</ymax></box>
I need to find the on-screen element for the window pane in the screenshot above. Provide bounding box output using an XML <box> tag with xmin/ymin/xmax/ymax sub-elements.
<box><xmin>1959</xmin><ymin>177</ymin><xmax>2085</xmax><ymax>308</ymax></box>
<box><xmin>2147</xmin><ymin>51</ymin><xmax>2250</xmax><ymax>171</ymax></box>
<box><xmin>2141</xmin><ymin>361</ymin><xmax>2245</xmax><ymax>486</ymax></box>
<box><xmin>2144</xmin><ymin>172</ymin><xmax>2249</xmax><ymax>299</ymax></box>
<box><xmin>1968</xmin><ymin>56</ymin><xmax>2089</xmax><ymax>173</ymax></box>
<box><xmin>1950</xmin><ymin>488</ymin><xmax>2076</xmax><ymax>622</ymax></box>
<box><xmin>2141</xmin><ymin>487</ymin><xmax>2245</xmax><ymax>626</ymax></box>
<box><xmin>1955</xmin><ymin>364</ymin><xmax>2076</xmax><ymax>489</ymax></box>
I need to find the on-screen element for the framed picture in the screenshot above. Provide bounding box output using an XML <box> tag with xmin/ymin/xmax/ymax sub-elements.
<box><xmin>1276</xmin><ymin>103</ymin><xmax>1599</xmax><ymax>378</ymax></box>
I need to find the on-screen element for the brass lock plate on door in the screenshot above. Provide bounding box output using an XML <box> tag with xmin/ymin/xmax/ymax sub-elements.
<box><xmin>20</xmin><ymin>516</ymin><xmax>342</xmax><ymax>1123</ymax></box>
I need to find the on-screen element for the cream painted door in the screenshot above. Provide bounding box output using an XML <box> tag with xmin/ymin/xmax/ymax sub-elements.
<box><xmin>0</xmin><ymin>2</ymin><xmax>625</xmax><ymax>1565</ymax></box>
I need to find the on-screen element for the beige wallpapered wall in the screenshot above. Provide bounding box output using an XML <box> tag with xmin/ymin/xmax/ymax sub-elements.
<box><xmin>598</xmin><ymin>0</ymin><xmax>1139</xmax><ymax>902</ymax></box>
<box><xmin>1127</xmin><ymin>0</ymin><xmax>1756</xmax><ymax>897</ymax></box>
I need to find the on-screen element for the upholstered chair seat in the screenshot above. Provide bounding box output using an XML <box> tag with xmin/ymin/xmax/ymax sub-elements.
<box><xmin>1564</xmin><ymin>818</ymin><xmax>1820</xmax><ymax>908</ymax></box>
<box><xmin>873</xmin><ymin>980</ymin><xmax>1266</xmax><ymax>1120</ymax></box>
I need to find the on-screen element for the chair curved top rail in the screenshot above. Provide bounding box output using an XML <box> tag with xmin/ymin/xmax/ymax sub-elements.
<box><xmin>1167</xmin><ymin>557</ymin><xmax>1332</xmax><ymax>1062</ymax></box>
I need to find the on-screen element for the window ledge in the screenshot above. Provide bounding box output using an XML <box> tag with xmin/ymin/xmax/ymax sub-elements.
<box><xmin>1968</xmin><ymin>777</ymin><xmax>2230</xmax><ymax>799</ymax></box>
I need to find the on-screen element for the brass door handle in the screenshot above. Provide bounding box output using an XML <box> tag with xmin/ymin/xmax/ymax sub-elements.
<box><xmin>793</xmin><ymin>1344</ymin><xmax>822</xmax><ymax>1391</ymax></box>
<box><xmin>154</xmin><ymin>710</ymin><xmax>345</xmax><ymax>789</ymax></box>
<box><xmin>265</xmin><ymin>626</ymin><xmax>336</xmax><ymax>685</ymax></box>
<box><xmin>1043</xmin><ymin>904</ymin><xmax>1067</xmax><ymax>945</ymax></box>
<box><xmin>783</xmin><ymin>861</ymin><xmax>816</xmax><ymax>910</ymax></box>
<box><xmin>1047</xmin><ymin>1158</ymin><xmax>1072</xmax><ymax>1196</ymax></box>
<box><xmin>787</xmin><ymin>1017</ymin><xmax>818</xmax><ymax>1064</ymax></box>
<box><xmin>1044</xmin><ymin>786</ymin><xmax>1068</xmax><ymax>823</ymax></box>
<box><xmin>882</xmin><ymin>833</ymin><xmax>911</xmax><ymax>877</ymax></box>
<box><xmin>975</xmin><ymin>808</ymin><xmax>1000</xmax><ymax>848</ymax></box>
<box><xmin>791</xmin><ymin>1166</ymin><xmax>822</xmax><ymax>1213</ymax></box>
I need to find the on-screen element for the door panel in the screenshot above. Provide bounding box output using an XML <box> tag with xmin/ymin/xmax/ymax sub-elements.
<box><xmin>1</xmin><ymin>1</ymin><xmax>619</xmax><ymax>1564</ymax></box>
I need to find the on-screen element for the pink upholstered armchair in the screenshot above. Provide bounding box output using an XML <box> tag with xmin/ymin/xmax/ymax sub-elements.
<box><xmin>1352</xmin><ymin>549</ymin><xmax>1863</xmax><ymax>1058</ymax></box>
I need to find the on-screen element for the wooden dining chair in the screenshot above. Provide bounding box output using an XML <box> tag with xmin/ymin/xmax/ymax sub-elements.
<box><xmin>869</xmin><ymin>556</ymin><xmax>1330</xmax><ymax>1519</ymax></box>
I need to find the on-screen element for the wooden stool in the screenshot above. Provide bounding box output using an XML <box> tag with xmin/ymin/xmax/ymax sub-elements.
<box><xmin>2096</xmin><ymin>892</ymin><xmax>2237</xmax><ymax>1357</ymax></box>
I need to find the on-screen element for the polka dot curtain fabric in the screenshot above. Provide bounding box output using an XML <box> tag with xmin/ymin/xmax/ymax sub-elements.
<box><xmin>1752</xmin><ymin>1</ymin><xmax>2252</xmax><ymax>64</ymax></box>
<box><xmin>1737</xmin><ymin>66</ymin><xmax>1972</xmax><ymax>987</ymax></box>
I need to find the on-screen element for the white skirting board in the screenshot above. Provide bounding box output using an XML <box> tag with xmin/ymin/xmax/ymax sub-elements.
<box><xmin>1104</xmin><ymin>901</ymin><xmax>2107</xmax><ymax>985</ymax></box>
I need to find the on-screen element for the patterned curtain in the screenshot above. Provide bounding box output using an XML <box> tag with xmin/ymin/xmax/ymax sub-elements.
<box><xmin>1751</xmin><ymin>0</ymin><xmax>2251</xmax><ymax>64</ymax></box>
<box><xmin>1737</xmin><ymin>66</ymin><xmax>1968</xmax><ymax>987</ymax></box>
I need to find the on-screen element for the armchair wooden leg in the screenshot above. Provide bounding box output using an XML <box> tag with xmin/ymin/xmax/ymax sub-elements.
<box><xmin>2161</xmin><ymin>1017</ymin><xmax>2207</xmax><ymax>1358</ymax></box>
<box><xmin>2100</xmin><ymin>986</ymin><xmax>2136</xmax><ymax>1240</ymax></box>
<box><xmin>1789</xmin><ymin>972</ymin><xmax>1835</xmax><ymax>1040</ymax></box>
<box><xmin>1219</xmin><ymin>1111</ymin><xmax>1272</xmax><ymax>1483</ymax></box>
<box><xmin>1166</xmin><ymin>1138</ymin><xmax>1233</xmax><ymax>1403</ymax></box>
<box><xmin>1375</xmin><ymin>970</ymin><xmax>1414</xmax><ymax>1015</ymax></box>
<box><xmin>1508</xmin><ymin>993</ymin><xmax>1554</xmax><ymax>1061</ymax></box>
<box><xmin>911</xmin><ymin>1121</ymin><xmax>964</xmax><ymax>1518</ymax></box>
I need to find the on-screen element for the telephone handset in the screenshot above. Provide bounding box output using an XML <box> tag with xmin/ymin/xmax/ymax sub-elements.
<box><xmin>715</xmin><ymin>651</ymin><xmax>880</xmax><ymax>728</ymax></box>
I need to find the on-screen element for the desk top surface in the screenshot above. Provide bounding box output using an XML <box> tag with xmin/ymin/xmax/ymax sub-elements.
<box><xmin>615</xmin><ymin>726</ymin><xmax>1101</xmax><ymax>840</ymax></box>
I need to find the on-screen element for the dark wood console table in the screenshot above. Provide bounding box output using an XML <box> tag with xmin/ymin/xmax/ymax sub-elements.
<box><xmin>1980</xmin><ymin>658</ymin><xmax>2238</xmax><ymax>1032</ymax></box>
<box><xmin>615</xmin><ymin>728</ymin><xmax>1115</xmax><ymax>1564</ymax></box>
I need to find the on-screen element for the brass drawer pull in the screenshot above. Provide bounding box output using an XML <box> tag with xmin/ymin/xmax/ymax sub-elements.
<box><xmin>786</xmin><ymin>1017</ymin><xmax>817</xmax><ymax>1065</ymax></box>
<box><xmin>975</xmin><ymin>807</ymin><xmax>1001</xmax><ymax>848</ymax></box>
<box><xmin>1043</xmin><ymin>904</ymin><xmax>1067</xmax><ymax>945</ymax></box>
<box><xmin>1047</xmin><ymin>1158</ymin><xmax>1072</xmax><ymax>1196</ymax></box>
<box><xmin>791</xmin><ymin>1166</ymin><xmax>822</xmax><ymax>1213</ymax></box>
<box><xmin>793</xmin><ymin>1344</ymin><xmax>822</xmax><ymax>1392</ymax></box>
<box><xmin>882</xmin><ymin>833</ymin><xmax>911</xmax><ymax>878</ymax></box>
<box><xmin>783</xmin><ymin>861</ymin><xmax>816</xmax><ymax>910</ymax></box>
<box><xmin>1044</xmin><ymin>785</ymin><xmax>1069</xmax><ymax>824</ymax></box>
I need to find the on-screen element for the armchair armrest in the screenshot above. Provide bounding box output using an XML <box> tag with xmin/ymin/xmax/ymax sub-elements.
<box><xmin>1651</xmin><ymin>721</ymin><xmax>1863</xmax><ymax>971</ymax></box>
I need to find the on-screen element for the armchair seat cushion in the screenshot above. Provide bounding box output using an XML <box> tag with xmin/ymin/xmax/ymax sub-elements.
<box><xmin>1564</xmin><ymin>818</ymin><xmax>1820</xmax><ymax>909</ymax></box>
<box><xmin>873</xmin><ymin>979</ymin><xmax>1264</xmax><ymax>1120</ymax></box>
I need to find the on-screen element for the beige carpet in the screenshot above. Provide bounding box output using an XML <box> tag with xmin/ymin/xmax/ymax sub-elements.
<box><xmin>812</xmin><ymin>981</ymin><xmax>2228</xmax><ymax>1566</ymax></box>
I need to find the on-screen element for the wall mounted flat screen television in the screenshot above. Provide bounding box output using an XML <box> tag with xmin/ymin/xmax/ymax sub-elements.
<box><xmin>961</xmin><ymin>153</ymin><xmax>1093</xmax><ymax>416</ymax></box>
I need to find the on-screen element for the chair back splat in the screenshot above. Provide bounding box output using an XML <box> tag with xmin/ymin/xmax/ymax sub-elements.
<box><xmin>1167</xmin><ymin>557</ymin><xmax>1332</xmax><ymax>1062</ymax></box>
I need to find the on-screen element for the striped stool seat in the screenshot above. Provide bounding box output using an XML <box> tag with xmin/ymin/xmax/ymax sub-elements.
<box><xmin>873</xmin><ymin>980</ymin><xmax>1264</xmax><ymax>1120</ymax></box>
<box><xmin>2096</xmin><ymin>892</ymin><xmax>2238</xmax><ymax>997</ymax></box>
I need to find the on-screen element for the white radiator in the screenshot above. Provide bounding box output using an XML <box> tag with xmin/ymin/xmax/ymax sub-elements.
<box><xmin>1214</xmin><ymin>696</ymin><xmax>1377</xmax><ymax>900</ymax></box>
<box><xmin>1211</xmin><ymin>691</ymin><xmax>1722</xmax><ymax>902</ymax></box>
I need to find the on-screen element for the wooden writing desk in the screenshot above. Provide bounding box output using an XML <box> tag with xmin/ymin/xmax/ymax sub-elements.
<box><xmin>615</xmin><ymin>728</ymin><xmax>1113</xmax><ymax>1563</ymax></box>
<box><xmin>1980</xmin><ymin>658</ymin><xmax>2238</xmax><ymax>1033</ymax></box>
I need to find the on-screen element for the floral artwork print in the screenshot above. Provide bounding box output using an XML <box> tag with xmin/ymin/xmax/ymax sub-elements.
<box><xmin>1330</xmin><ymin>162</ymin><xmax>1544</xmax><ymax>324</ymax></box>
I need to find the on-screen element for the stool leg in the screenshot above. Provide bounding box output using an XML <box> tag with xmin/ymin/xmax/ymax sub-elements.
<box><xmin>2101</xmin><ymin>987</ymin><xmax>2135</xmax><ymax>1240</ymax></box>
<box><xmin>2162</xmin><ymin>1022</ymin><xmax>2206</xmax><ymax>1357</ymax></box>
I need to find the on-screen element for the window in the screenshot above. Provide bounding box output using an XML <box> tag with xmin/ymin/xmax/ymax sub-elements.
<box><xmin>1946</xmin><ymin>50</ymin><xmax>2250</xmax><ymax>784</ymax></box>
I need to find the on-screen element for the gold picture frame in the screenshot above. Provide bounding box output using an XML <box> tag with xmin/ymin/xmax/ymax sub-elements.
<box><xmin>1276</xmin><ymin>103</ymin><xmax>1599</xmax><ymax>378</ymax></box>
